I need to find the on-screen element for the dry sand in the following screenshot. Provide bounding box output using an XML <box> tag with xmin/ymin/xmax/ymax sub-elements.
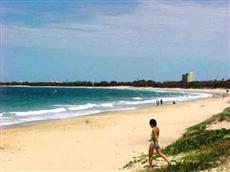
<box><xmin>207</xmin><ymin>121</ymin><xmax>230</xmax><ymax>130</ymax></box>
<box><xmin>1</xmin><ymin>89</ymin><xmax>229</xmax><ymax>171</ymax></box>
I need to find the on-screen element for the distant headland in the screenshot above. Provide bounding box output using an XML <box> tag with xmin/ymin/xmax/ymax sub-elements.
<box><xmin>0</xmin><ymin>79</ymin><xmax>229</xmax><ymax>88</ymax></box>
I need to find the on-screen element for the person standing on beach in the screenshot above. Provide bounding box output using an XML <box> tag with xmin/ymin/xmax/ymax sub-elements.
<box><xmin>156</xmin><ymin>100</ymin><xmax>159</xmax><ymax>106</ymax></box>
<box><xmin>148</xmin><ymin>119</ymin><xmax>171</xmax><ymax>168</ymax></box>
<box><xmin>160</xmin><ymin>99</ymin><xmax>163</xmax><ymax>105</ymax></box>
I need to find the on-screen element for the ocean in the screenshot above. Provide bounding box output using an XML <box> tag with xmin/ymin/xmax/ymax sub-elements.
<box><xmin>0</xmin><ymin>87</ymin><xmax>211</xmax><ymax>127</ymax></box>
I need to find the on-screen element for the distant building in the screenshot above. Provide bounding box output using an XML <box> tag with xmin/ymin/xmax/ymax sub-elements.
<box><xmin>182</xmin><ymin>72</ymin><xmax>195</xmax><ymax>83</ymax></box>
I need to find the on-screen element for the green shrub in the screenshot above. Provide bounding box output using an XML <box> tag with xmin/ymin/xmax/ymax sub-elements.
<box><xmin>124</xmin><ymin>107</ymin><xmax>230</xmax><ymax>172</ymax></box>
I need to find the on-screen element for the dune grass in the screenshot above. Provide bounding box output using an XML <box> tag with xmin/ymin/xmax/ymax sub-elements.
<box><xmin>123</xmin><ymin>107</ymin><xmax>230</xmax><ymax>172</ymax></box>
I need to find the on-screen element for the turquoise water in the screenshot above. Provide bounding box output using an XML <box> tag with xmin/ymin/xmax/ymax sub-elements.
<box><xmin>0</xmin><ymin>87</ymin><xmax>211</xmax><ymax>127</ymax></box>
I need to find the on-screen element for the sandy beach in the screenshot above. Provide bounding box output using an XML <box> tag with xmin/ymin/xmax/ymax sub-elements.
<box><xmin>1</xmin><ymin>89</ymin><xmax>229</xmax><ymax>171</ymax></box>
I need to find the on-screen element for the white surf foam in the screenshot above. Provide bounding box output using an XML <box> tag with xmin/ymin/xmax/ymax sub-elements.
<box><xmin>0</xmin><ymin>107</ymin><xmax>137</xmax><ymax>127</ymax></box>
<box><xmin>100</xmin><ymin>103</ymin><xmax>114</xmax><ymax>108</ymax></box>
<box><xmin>133</xmin><ymin>97</ymin><xmax>143</xmax><ymax>100</ymax></box>
<box><xmin>13</xmin><ymin>108</ymin><xmax>67</xmax><ymax>117</ymax></box>
<box><xmin>67</xmin><ymin>103</ymin><xmax>97</xmax><ymax>111</ymax></box>
<box><xmin>66</xmin><ymin>103</ymin><xmax>114</xmax><ymax>111</ymax></box>
<box><xmin>0</xmin><ymin>91</ymin><xmax>212</xmax><ymax>127</ymax></box>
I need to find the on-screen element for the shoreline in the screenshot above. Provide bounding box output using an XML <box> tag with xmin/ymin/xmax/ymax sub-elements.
<box><xmin>1</xmin><ymin>95</ymin><xmax>214</xmax><ymax>130</ymax></box>
<box><xmin>1</xmin><ymin>89</ymin><xmax>229</xmax><ymax>171</ymax></box>
<box><xmin>0</xmin><ymin>84</ymin><xmax>228</xmax><ymax>92</ymax></box>
<box><xmin>0</xmin><ymin>87</ymin><xmax>217</xmax><ymax>128</ymax></box>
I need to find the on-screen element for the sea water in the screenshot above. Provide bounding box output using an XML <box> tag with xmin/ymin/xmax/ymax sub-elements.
<box><xmin>0</xmin><ymin>87</ymin><xmax>211</xmax><ymax>127</ymax></box>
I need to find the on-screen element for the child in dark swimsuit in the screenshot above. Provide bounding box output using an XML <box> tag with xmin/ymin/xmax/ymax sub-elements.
<box><xmin>148</xmin><ymin>119</ymin><xmax>171</xmax><ymax>168</ymax></box>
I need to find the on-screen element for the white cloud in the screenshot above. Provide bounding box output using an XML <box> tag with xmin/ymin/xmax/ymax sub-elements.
<box><xmin>2</xmin><ymin>0</ymin><xmax>229</xmax><ymax>59</ymax></box>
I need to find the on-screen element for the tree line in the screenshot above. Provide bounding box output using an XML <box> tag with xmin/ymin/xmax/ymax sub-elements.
<box><xmin>0</xmin><ymin>79</ymin><xmax>229</xmax><ymax>88</ymax></box>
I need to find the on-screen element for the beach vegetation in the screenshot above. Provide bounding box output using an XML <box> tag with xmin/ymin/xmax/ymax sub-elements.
<box><xmin>1</xmin><ymin>79</ymin><xmax>230</xmax><ymax>88</ymax></box>
<box><xmin>84</xmin><ymin>119</ymin><xmax>90</xmax><ymax>124</ymax></box>
<box><xmin>123</xmin><ymin>107</ymin><xmax>230</xmax><ymax>172</ymax></box>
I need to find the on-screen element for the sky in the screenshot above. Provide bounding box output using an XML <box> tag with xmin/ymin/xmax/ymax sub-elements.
<box><xmin>1</xmin><ymin>0</ymin><xmax>230</xmax><ymax>82</ymax></box>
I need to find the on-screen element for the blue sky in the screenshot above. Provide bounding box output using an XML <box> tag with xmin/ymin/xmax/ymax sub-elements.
<box><xmin>1</xmin><ymin>0</ymin><xmax>229</xmax><ymax>82</ymax></box>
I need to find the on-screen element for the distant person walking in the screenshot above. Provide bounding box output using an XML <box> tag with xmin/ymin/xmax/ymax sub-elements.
<box><xmin>156</xmin><ymin>100</ymin><xmax>159</xmax><ymax>106</ymax></box>
<box><xmin>160</xmin><ymin>99</ymin><xmax>163</xmax><ymax>105</ymax></box>
<box><xmin>148</xmin><ymin>119</ymin><xmax>171</xmax><ymax>168</ymax></box>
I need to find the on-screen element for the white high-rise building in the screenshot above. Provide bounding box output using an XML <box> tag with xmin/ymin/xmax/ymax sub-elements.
<box><xmin>182</xmin><ymin>72</ymin><xmax>195</xmax><ymax>83</ymax></box>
